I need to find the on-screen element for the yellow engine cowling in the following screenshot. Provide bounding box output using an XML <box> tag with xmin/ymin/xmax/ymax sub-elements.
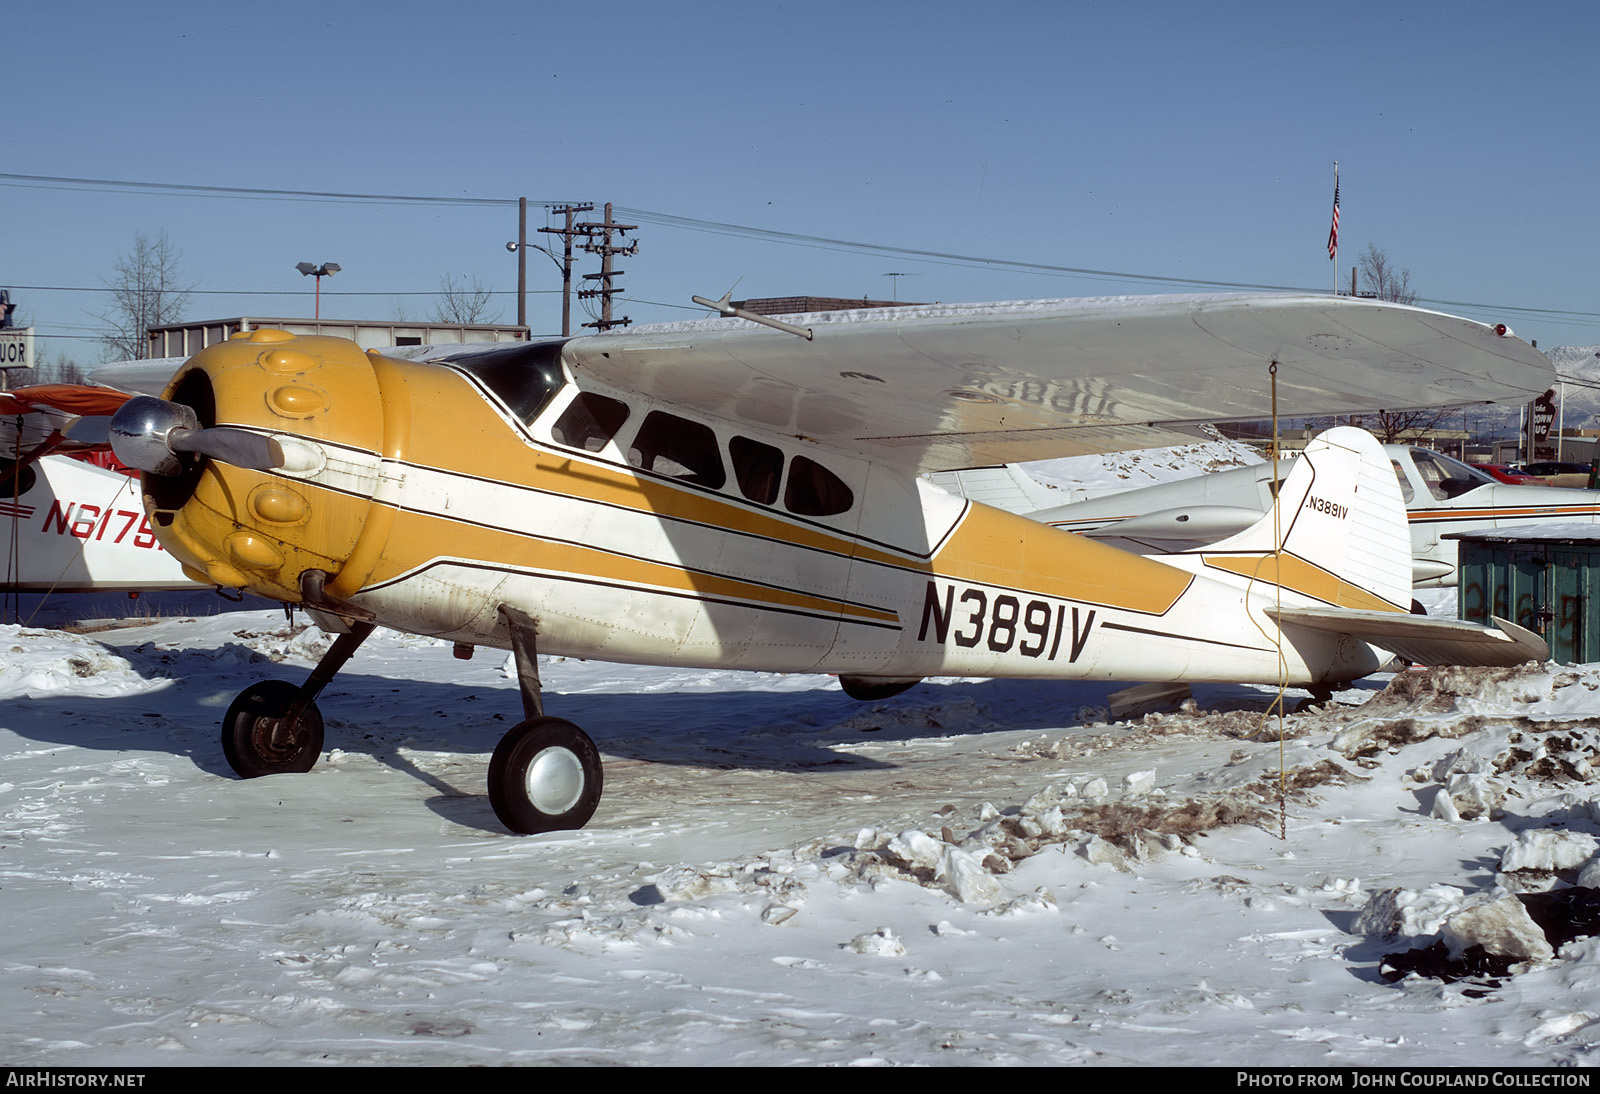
<box><xmin>143</xmin><ymin>329</ymin><xmax>401</xmax><ymax>604</ymax></box>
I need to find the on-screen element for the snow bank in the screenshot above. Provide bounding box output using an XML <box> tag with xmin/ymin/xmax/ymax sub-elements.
<box><xmin>0</xmin><ymin>625</ymin><xmax>170</xmax><ymax>699</ymax></box>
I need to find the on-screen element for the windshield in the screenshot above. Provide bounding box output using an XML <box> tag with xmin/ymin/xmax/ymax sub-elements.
<box><xmin>1407</xmin><ymin>447</ymin><xmax>1494</xmax><ymax>501</ymax></box>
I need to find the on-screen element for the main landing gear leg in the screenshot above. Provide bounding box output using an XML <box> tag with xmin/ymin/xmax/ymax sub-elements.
<box><xmin>487</xmin><ymin>606</ymin><xmax>603</xmax><ymax>835</ymax></box>
<box><xmin>221</xmin><ymin>620</ymin><xmax>376</xmax><ymax>778</ymax></box>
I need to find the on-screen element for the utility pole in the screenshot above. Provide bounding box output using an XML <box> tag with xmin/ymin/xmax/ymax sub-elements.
<box><xmin>516</xmin><ymin>197</ymin><xmax>526</xmax><ymax>329</ymax></box>
<box><xmin>537</xmin><ymin>202</ymin><xmax>593</xmax><ymax>337</ymax></box>
<box><xmin>577</xmin><ymin>203</ymin><xmax>638</xmax><ymax>333</ymax></box>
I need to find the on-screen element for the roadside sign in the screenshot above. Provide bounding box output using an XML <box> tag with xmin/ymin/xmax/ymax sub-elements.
<box><xmin>0</xmin><ymin>327</ymin><xmax>35</xmax><ymax>370</ymax></box>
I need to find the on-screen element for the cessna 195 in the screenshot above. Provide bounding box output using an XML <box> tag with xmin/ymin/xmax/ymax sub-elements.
<box><xmin>105</xmin><ymin>293</ymin><xmax>1554</xmax><ymax>835</ymax></box>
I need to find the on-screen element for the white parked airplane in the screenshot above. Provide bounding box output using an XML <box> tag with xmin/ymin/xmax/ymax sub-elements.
<box><xmin>1024</xmin><ymin>444</ymin><xmax>1600</xmax><ymax>589</ymax></box>
<box><xmin>104</xmin><ymin>293</ymin><xmax>1554</xmax><ymax>834</ymax></box>
<box><xmin>0</xmin><ymin>383</ymin><xmax>198</xmax><ymax>594</ymax></box>
<box><xmin>0</xmin><ymin>453</ymin><xmax>197</xmax><ymax>593</ymax></box>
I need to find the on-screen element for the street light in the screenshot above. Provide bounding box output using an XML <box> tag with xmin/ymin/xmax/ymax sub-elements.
<box><xmin>295</xmin><ymin>261</ymin><xmax>341</xmax><ymax>320</ymax></box>
<box><xmin>505</xmin><ymin>239</ymin><xmax>563</xmax><ymax>334</ymax></box>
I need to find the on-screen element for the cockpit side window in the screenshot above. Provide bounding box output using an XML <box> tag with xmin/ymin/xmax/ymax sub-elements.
<box><xmin>552</xmin><ymin>392</ymin><xmax>630</xmax><ymax>453</ymax></box>
<box><xmin>628</xmin><ymin>411</ymin><xmax>727</xmax><ymax>489</ymax></box>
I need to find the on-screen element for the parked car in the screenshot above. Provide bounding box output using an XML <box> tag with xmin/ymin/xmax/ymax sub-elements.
<box><xmin>1519</xmin><ymin>461</ymin><xmax>1595</xmax><ymax>489</ymax></box>
<box><xmin>1470</xmin><ymin>463</ymin><xmax>1551</xmax><ymax>486</ymax></box>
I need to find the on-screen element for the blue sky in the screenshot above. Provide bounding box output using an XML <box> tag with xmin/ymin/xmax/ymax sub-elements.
<box><xmin>8</xmin><ymin>0</ymin><xmax>1599</xmax><ymax>367</ymax></box>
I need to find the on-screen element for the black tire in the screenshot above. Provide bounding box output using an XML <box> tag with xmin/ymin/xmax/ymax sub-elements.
<box><xmin>838</xmin><ymin>675</ymin><xmax>921</xmax><ymax>702</ymax></box>
<box><xmin>488</xmin><ymin>717</ymin><xmax>603</xmax><ymax>834</ymax></box>
<box><xmin>221</xmin><ymin>680</ymin><xmax>324</xmax><ymax>778</ymax></box>
<box><xmin>1295</xmin><ymin>686</ymin><xmax>1336</xmax><ymax>714</ymax></box>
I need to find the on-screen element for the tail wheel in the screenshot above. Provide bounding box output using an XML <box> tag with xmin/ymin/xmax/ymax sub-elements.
<box><xmin>488</xmin><ymin>717</ymin><xmax>603</xmax><ymax>834</ymax></box>
<box><xmin>222</xmin><ymin>680</ymin><xmax>324</xmax><ymax>778</ymax></box>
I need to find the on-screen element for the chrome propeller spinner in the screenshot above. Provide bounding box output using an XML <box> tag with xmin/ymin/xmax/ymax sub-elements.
<box><xmin>110</xmin><ymin>396</ymin><xmax>284</xmax><ymax>475</ymax></box>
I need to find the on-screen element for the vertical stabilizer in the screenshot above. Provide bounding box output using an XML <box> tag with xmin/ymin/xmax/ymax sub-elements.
<box><xmin>1194</xmin><ymin>427</ymin><xmax>1411</xmax><ymax>613</ymax></box>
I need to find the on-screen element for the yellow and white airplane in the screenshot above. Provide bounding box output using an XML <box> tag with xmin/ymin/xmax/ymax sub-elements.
<box><xmin>106</xmin><ymin>292</ymin><xmax>1553</xmax><ymax>834</ymax></box>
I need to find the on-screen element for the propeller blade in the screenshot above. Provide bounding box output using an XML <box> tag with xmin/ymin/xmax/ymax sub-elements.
<box><xmin>110</xmin><ymin>396</ymin><xmax>286</xmax><ymax>475</ymax></box>
<box><xmin>169</xmin><ymin>427</ymin><xmax>284</xmax><ymax>471</ymax></box>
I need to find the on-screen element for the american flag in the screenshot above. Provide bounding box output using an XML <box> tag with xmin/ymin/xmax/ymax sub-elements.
<box><xmin>1326</xmin><ymin>176</ymin><xmax>1340</xmax><ymax>260</ymax></box>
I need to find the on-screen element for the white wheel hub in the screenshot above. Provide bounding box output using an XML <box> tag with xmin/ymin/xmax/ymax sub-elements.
<box><xmin>525</xmin><ymin>746</ymin><xmax>584</xmax><ymax>815</ymax></box>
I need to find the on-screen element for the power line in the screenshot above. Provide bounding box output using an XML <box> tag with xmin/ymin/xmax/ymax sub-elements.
<box><xmin>7</xmin><ymin>171</ymin><xmax>1600</xmax><ymax>329</ymax></box>
<box><xmin>0</xmin><ymin>172</ymin><xmax>537</xmax><ymax>208</ymax></box>
<box><xmin>4</xmin><ymin>284</ymin><xmax>556</xmax><ymax>297</ymax></box>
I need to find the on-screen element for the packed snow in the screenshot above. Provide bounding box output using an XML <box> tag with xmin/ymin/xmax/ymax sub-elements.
<box><xmin>3</xmin><ymin>585</ymin><xmax>1600</xmax><ymax>1067</ymax></box>
<box><xmin>1021</xmin><ymin>426</ymin><xmax>1265</xmax><ymax>500</ymax></box>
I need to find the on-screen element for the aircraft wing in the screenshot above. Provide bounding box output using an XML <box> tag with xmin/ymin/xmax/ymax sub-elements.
<box><xmin>566</xmin><ymin>293</ymin><xmax>1552</xmax><ymax>474</ymax></box>
<box><xmin>1269</xmin><ymin>606</ymin><xmax>1549</xmax><ymax>668</ymax></box>
<box><xmin>87</xmin><ymin>357</ymin><xmax>190</xmax><ymax>397</ymax></box>
<box><xmin>0</xmin><ymin>383</ymin><xmax>139</xmax><ymax>460</ymax></box>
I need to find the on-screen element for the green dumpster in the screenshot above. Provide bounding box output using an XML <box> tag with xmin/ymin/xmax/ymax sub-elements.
<box><xmin>1450</xmin><ymin>525</ymin><xmax>1600</xmax><ymax>664</ymax></box>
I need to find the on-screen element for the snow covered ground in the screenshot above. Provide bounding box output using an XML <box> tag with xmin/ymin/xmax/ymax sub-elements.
<box><xmin>5</xmin><ymin>587</ymin><xmax>1600</xmax><ymax>1067</ymax></box>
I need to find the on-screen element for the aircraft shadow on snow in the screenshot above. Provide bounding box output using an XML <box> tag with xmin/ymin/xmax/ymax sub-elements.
<box><xmin>9</xmin><ymin>636</ymin><xmax>1291</xmax><ymax>782</ymax></box>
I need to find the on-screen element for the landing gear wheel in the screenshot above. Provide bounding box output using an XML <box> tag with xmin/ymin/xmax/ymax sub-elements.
<box><xmin>838</xmin><ymin>675</ymin><xmax>921</xmax><ymax>702</ymax></box>
<box><xmin>221</xmin><ymin>680</ymin><xmax>324</xmax><ymax>778</ymax></box>
<box><xmin>488</xmin><ymin>717</ymin><xmax>603</xmax><ymax>834</ymax></box>
<box><xmin>1295</xmin><ymin>686</ymin><xmax>1336</xmax><ymax>714</ymax></box>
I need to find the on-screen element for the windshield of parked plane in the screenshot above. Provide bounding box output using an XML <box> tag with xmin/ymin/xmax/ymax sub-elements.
<box><xmin>1408</xmin><ymin>448</ymin><xmax>1493</xmax><ymax>501</ymax></box>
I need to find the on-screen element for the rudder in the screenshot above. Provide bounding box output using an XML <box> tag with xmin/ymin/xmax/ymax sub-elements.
<box><xmin>1196</xmin><ymin>427</ymin><xmax>1411</xmax><ymax>613</ymax></box>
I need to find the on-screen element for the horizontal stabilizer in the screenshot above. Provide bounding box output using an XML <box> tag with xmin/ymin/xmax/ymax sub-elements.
<box><xmin>1269</xmin><ymin>607</ymin><xmax>1548</xmax><ymax>668</ymax></box>
<box><xmin>1082</xmin><ymin>504</ymin><xmax>1264</xmax><ymax>544</ymax></box>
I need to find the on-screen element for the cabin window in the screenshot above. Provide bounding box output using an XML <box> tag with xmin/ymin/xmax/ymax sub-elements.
<box><xmin>552</xmin><ymin>392</ymin><xmax>630</xmax><ymax>453</ymax></box>
<box><xmin>784</xmin><ymin>455</ymin><xmax>853</xmax><ymax>516</ymax></box>
<box><xmin>729</xmin><ymin>436</ymin><xmax>784</xmax><ymax>505</ymax></box>
<box><xmin>628</xmin><ymin>411</ymin><xmax>727</xmax><ymax>489</ymax></box>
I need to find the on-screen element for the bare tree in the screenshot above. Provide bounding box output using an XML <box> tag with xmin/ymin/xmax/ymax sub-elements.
<box><xmin>1354</xmin><ymin>245</ymin><xmax>1436</xmax><ymax>441</ymax></box>
<box><xmin>40</xmin><ymin>351</ymin><xmax>87</xmax><ymax>385</ymax></box>
<box><xmin>1358</xmin><ymin>244</ymin><xmax>1418</xmax><ymax>306</ymax></box>
<box><xmin>432</xmin><ymin>274</ymin><xmax>502</xmax><ymax>325</ymax></box>
<box><xmin>97</xmin><ymin>232</ymin><xmax>194</xmax><ymax>361</ymax></box>
<box><xmin>1364</xmin><ymin>407</ymin><xmax>1447</xmax><ymax>445</ymax></box>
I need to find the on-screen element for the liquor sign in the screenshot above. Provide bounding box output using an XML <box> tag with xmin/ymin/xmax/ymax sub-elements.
<box><xmin>0</xmin><ymin>327</ymin><xmax>34</xmax><ymax>370</ymax></box>
<box><xmin>1530</xmin><ymin>388</ymin><xmax>1557</xmax><ymax>462</ymax></box>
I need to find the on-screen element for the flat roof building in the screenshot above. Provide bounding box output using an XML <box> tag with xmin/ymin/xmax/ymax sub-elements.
<box><xmin>147</xmin><ymin>318</ymin><xmax>537</xmax><ymax>359</ymax></box>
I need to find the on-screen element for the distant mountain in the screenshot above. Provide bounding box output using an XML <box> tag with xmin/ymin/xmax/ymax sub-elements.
<box><xmin>1540</xmin><ymin>345</ymin><xmax>1600</xmax><ymax>433</ymax></box>
<box><xmin>1387</xmin><ymin>344</ymin><xmax>1600</xmax><ymax>442</ymax></box>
